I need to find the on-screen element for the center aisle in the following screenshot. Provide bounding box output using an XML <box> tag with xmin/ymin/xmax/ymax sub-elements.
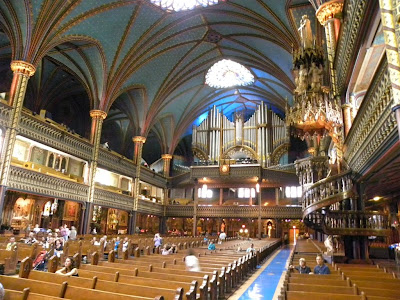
<box><xmin>236</xmin><ymin>246</ymin><xmax>292</xmax><ymax>300</ymax></box>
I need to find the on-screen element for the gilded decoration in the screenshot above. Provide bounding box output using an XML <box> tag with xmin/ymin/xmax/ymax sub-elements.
<box><xmin>89</xmin><ymin>110</ymin><xmax>107</xmax><ymax>120</ymax></box>
<box><xmin>161</xmin><ymin>154</ymin><xmax>173</xmax><ymax>160</ymax></box>
<box><xmin>315</xmin><ymin>0</ymin><xmax>344</xmax><ymax>26</ymax></box>
<box><xmin>133</xmin><ymin>136</ymin><xmax>146</xmax><ymax>144</ymax></box>
<box><xmin>10</xmin><ymin>61</ymin><xmax>36</xmax><ymax>77</ymax></box>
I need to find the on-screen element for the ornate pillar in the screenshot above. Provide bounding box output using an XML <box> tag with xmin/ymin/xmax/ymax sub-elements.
<box><xmin>258</xmin><ymin>187</ymin><xmax>262</xmax><ymax>240</ymax></box>
<box><xmin>0</xmin><ymin>61</ymin><xmax>35</xmax><ymax>222</ymax></box>
<box><xmin>133</xmin><ymin>136</ymin><xmax>146</xmax><ymax>213</ymax></box>
<box><xmin>84</xmin><ymin>110</ymin><xmax>107</xmax><ymax>234</ymax></box>
<box><xmin>161</xmin><ymin>154</ymin><xmax>172</xmax><ymax>177</ymax></box>
<box><xmin>219</xmin><ymin>188</ymin><xmax>223</xmax><ymax>205</ymax></box>
<box><xmin>128</xmin><ymin>211</ymin><xmax>137</xmax><ymax>234</ymax></box>
<box><xmin>275</xmin><ymin>188</ymin><xmax>280</xmax><ymax>206</ymax></box>
<box><xmin>379</xmin><ymin>0</ymin><xmax>400</xmax><ymax>139</ymax></box>
<box><xmin>342</xmin><ymin>103</ymin><xmax>353</xmax><ymax>136</ymax></box>
<box><xmin>193</xmin><ymin>185</ymin><xmax>198</xmax><ymax>236</ymax></box>
<box><xmin>316</xmin><ymin>0</ymin><xmax>344</xmax><ymax>96</ymax></box>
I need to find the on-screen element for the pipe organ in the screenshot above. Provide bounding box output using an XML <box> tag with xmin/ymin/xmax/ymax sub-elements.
<box><xmin>192</xmin><ymin>103</ymin><xmax>289</xmax><ymax>166</ymax></box>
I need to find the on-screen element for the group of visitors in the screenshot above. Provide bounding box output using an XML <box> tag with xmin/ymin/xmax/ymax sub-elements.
<box><xmin>289</xmin><ymin>254</ymin><xmax>330</xmax><ymax>274</ymax></box>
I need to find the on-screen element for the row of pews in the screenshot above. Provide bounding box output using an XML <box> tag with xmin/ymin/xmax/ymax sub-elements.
<box><xmin>279</xmin><ymin>239</ymin><xmax>399</xmax><ymax>300</ymax></box>
<box><xmin>1</xmin><ymin>237</ymin><xmax>282</xmax><ymax>299</ymax></box>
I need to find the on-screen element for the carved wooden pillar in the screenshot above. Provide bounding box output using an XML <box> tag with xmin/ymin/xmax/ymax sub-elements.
<box><xmin>219</xmin><ymin>188</ymin><xmax>223</xmax><ymax>205</ymax></box>
<box><xmin>84</xmin><ymin>110</ymin><xmax>107</xmax><ymax>234</ymax></box>
<box><xmin>132</xmin><ymin>136</ymin><xmax>146</xmax><ymax>214</ymax></box>
<box><xmin>275</xmin><ymin>188</ymin><xmax>280</xmax><ymax>206</ymax></box>
<box><xmin>161</xmin><ymin>154</ymin><xmax>172</xmax><ymax>177</ymax></box>
<box><xmin>258</xmin><ymin>187</ymin><xmax>262</xmax><ymax>240</ymax></box>
<box><xmin>316</xmin><ymin>0</ymin><xmax>344</xmax><ymax>96</ymax></box>
<box><xmin>342</xmin><ymin>103</ymin><xmax>353</xmax><ymax>137</ymax></box>
<box><xmin>193</xmin><ymin>184</ymin><xmax>198</xmax><ymax>236</ymax></box>
<box><xmin>0</xmin><ymin>61</ymin><xmax>35</xmax><ymax>222</ymax></box>
<box><xmin>128</xmin><ymin>211</ymin><xmax>137</xmax><ymax>234</ymax></box>
<box><xmin>379</xmin><ymin>0</ymin><xmax>400</xmax><ymax>140</ymax></box>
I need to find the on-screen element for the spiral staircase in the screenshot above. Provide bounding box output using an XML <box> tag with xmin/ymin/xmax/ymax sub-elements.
<box><xmin>300</xmin><ymin>167</ymin><xmax>390</xmax><ymax>237</ymax></box>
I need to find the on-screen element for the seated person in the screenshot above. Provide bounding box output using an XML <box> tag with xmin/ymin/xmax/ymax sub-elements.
<box><xmin>54</xmin><ymin>239</ymin><xmax>64</xmax><ymax>258</ymax></box>
<box><xmin>55</xmin><ymin>257</ymin><xmax>78</xmax><ymax>276</ymax></box>
<box><xmin>6</xmin><ymin>237</ymin><xmax>16</xmax><ymax>251</ymax></box>
<box><xmin>289</xmin><ymin>258</ymin><xmax>311</xmax><ymax>274</ymax></box>
<box><xmin>25</xmin><ymin>232</ymin><xmax>37</xmax><ymax>245</ymax></box>
<box><xmin>246</xmin><ymin>243</ymin><xmax>256</xmax><ymax>254</ymax></box>
<box><xmin>185</xmin><ymin>249</ymin><xmax>200</xmax><ymax>272</ymax></box>
<box><xmin>313</xmin><ymin>254</ymin><xmax>331</xmax><ymax>274</ymax></box>
<box><xmin>122</xmin><ymin>237</ymin><xmax>129</xmax><ymax>252</ymax></box>
<box><xmin>114</xmin><ymin>237</ymin><xmax>120</xmax><ymax>252</ymax></box>
<box><xmin>208</xmin><ymin>241</ymin><xmax>216</xmax><ymax>250</ymax></box>
<box><xmin>162</xmin><ymin>244</ymin><xmax>175</xmax><ymax>255</ymax></box>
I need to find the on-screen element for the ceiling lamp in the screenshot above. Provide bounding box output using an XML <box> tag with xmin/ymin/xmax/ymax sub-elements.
<box><xmin>206</xmin><ymin>59</ymin><xmax>254</xmax><ymax>89</ymax></box>
<box><xmin>150</xmin><ymin>0</ymin><xmax>219</xmax><ymax>12</ymax></box>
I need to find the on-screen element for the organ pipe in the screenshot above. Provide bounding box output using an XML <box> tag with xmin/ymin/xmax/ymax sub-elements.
<box><xmin>192</xmin><ymin>104</ymin><xmax>288</xmax><ymax>164</ymax></box>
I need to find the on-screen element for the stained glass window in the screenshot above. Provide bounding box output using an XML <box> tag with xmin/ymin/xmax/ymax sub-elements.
<box><xmin>150</xmin><ymin>0</ymin><xmax>219</xmax><ymax>12</ymax></box>
<box><xmin>205</xmin><ymin>59</ymin><xmax>254</xmax><ymax>88</ymax></box>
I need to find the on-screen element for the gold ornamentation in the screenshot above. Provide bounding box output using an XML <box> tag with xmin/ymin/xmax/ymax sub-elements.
<box><xmin>89</xmin><ymin>110</ymin><xmax>107</xmax><ymax>120</ymax></box>
<box><xmin>161</xmin><ymin>154</ymin><xmax>173</xmax><ymax>160</ymax></box>
<box><xmin>10</xmin><ymin>61</ymin><xmax>36</xmax><ymax>77</ymax></box>
<box><xmin>219</xmin><ymin>164</ymin><xmax>230</xmax><ymax>175</ymax></box>
<box><xmin>316</xmin><ymin>0</ymin><xmax>344</xmax><ymax>26</ymax></box>
<box><xmin>132</xmin><ymin>136</ymin><xmax>146</xmax><ymax>143</ymax></box>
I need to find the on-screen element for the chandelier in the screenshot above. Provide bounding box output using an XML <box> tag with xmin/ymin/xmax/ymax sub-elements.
<box><xmin>150</xmin><ymin>0</ymin><xmax>219</xmax><ymax>12</ymax></box>
<box><xmin>206</xmin><ymin>59</ymin><xmax>254</xmax><ymax>89</ymax></box>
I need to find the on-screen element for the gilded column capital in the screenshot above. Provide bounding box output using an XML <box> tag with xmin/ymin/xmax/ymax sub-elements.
<box><xmin>10</xmin><ymin>60</ymin><xmax>36</xmax><ymax>77</ymax></box>
<box><xmin>161</xmin><ymin>154</ymin><xmax>173</xmax><ymax>160</ymax></box>
<box><xmin>133</xmin><ymin>136</ymin><xmax>146</xmax><ymax>143</ymax></box>
<box><xmin>316</xmin><ymin>0</ymin><xmax>344</xmax><ymax>26</ymax></box>
<box><xmin>89</xmin><ymin>110</ymin><xmax>107</xmax><ymax>120</ymax></box>
<box><xmin>341</xmin><ymin>103</ymin><xmax>352</xmax><ymax>109</ymax></box>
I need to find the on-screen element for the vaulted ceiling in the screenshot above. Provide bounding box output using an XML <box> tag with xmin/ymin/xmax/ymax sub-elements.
<box><xmin>0</xmin><ymin>0</ymin><xmax>319</xmax><ymax>162</ymax></box>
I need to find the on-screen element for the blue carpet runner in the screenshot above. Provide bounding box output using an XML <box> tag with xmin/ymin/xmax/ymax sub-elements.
<box><xmin>237</xmin><ymin>247</ymin><xmax>291</xmax><ymax>300</ymax></box>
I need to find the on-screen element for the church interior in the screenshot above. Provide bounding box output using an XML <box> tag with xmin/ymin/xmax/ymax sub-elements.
<box><xmin>0</xmin><ymin>0</ymin><xmax>399</xmax><ymax>299</ymax></box>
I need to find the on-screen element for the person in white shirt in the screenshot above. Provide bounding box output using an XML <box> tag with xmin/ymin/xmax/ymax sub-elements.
<box><xmin>246</xmin><ymin>243</ymin><xmax>256</xmax><ymax>254</ymax></box>
<box><xmin>33</xmin><ymin>224</ymin><xmax>41</xmax><ymax>234</ymax></box>
<box><xmin>218</xmin><ymin>231</ymin><xmax>226</xmax><ymax>244</ymax></box>
<box><xmin>185</xmin><ymin>249</ymin><xmax>200</xmax><ymax>272</ymax></box>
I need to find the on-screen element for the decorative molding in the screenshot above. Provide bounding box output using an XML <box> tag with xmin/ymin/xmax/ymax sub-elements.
<box><xmin>132</xmin><ymin>136</ymin><xmax>146</xmax><ymax>143</ymax></box>
<box><xmin>335</xmin><ymin>0</ymin><xmax>368</xmax><ymax>94</ymax></box>
<box><xmin>8</xmin><ymin>165</ymin><xmax>88</xmax><ymax>202</ymax></box>
<box><xmin>93</xmin><ymin>188</ymin><xmax>132</xmax><ymax>211</ymax></box>
<box><xmin>137</xmin><ymin>199</ymin><xmax>164</xmax><ymax>215</ymax></box>
<box><xmin>10</xmin><ymin>61</ymin><xmax>36</xmax><ymax>77</ymax></box>
<box><xmin>165</xmin><ymin>205</ymin><xmax>302</xmax><ymax>219</ymax></box>
<box><xmin>316</xmin><ymin>0</ymin><xmax>344</xmax><ymax>26</ymax></box>
<box><xmin>344</xmin><ymin>61</ymin><xmax>397</xmax><ymax>173</ymax></box>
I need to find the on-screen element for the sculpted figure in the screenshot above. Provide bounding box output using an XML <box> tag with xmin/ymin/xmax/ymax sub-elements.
<box><xmin>295</xmin><ymin>64</ymin><xmax>307</xmax><ymax>93</ymax></box>
<box><xmin>309</xmin><ymin>62</ymin><xmax>323</xmax><ymax>91</ymax></box>
<box><xmin>298</xmin><ymin>15</ymin><xmax>313</xmax><ymax>49</ymax></box>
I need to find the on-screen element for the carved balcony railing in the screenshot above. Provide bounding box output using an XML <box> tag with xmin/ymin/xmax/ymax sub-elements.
<box><xmin>8</xmin><ymin>165</ymin><xmax>88</xmax><ymax>203</ymax></box>
<box><xmin>165</xmin><ymin>205</ymin><xmax>302</xmax><ymax>219</ymax></box>
<box><xmin>137</xmin><ymin>199</ymin><xmax>164</xmax><ymax>215</ymax></box>
<box><xmin>302</xmin><ymin>170</ymin><xmax>354</xmax><ymax>217</ymax></box>
<box><xmin>0</xmin><ymin>102</ymin><xmax>168</xmax><ymax>188</ymax></box>
<box><xmin>302</xmin><ymin>171</ymin><xmax>390</xmax><ymax>236</ymax></box>
<box><xmin>323</xmin><ymin>211</ymin><xmax>390</xmax><ymax>236</ymax></box>
<box><xmin>344</xmin><ymin>60</ymin><xmax>398</xmax><ymax>174</ymax></box>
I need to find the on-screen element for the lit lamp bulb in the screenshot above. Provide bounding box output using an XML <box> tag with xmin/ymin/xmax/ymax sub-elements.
<box><xmin>239</xmin><ymin>229</ymin><xmax>244</xmax><ymax>233</ymax></box>
<box><xmin>244</xmin><ymin>229</ymin><xmax>248</xmax><ymax>233</ymax></box>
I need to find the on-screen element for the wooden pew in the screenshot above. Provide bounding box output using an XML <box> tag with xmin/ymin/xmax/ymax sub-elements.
<box><xmin>0</xmin><ymin>246</ymin><xmax>18</xmax><ymax>274</ymax></box>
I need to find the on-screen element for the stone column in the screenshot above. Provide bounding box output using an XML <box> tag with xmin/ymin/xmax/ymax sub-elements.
<box><xmin>161</xmin><ymin>154</ymin><xmax>172</xmax><ymax>177</ymax></box>
<box><xmin>83</xmin><ymin>110</ymin><xmax>107</xmax><ymax>234</ymax></box>
<box><xmin>379</xmin><ymin>0</ymin><xmax>400</xmax><ymax>140</ymax></box>
<box><xmin>342</xmin><ymin>103</ymin><xmax>353</xmax><ymax>137</ymax></box>
<box><xmin>219</xmin><ymin>188</ymin><xmax>223</xmax><ymax>205</ymax></box>
<box><xmin>0</xmin><ymin>61</ymin><xmax>36</xmax><ymax>217</ymax></box>
<box><xmin>132</xmin><ymin>136</ymin><xmax>146</xmax><ymax>212</ymax></box>
<box><xmin>316</xmin><ymin>0</ymin><xmax>344</xmax><ymax>96</ymax></box>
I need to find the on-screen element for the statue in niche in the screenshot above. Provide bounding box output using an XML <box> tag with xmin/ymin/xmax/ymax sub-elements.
<box><xmin>324</xmin><ymin>235</ymin><xmax>334</xmax><ymax>254</ymax></box>
<box><xmin>298</xmin><ymin>15</ymin><xmax>313</xmax><ymax>49</ymax></box>
<box><xmin>309</xmin><ymin>62</ymin><xmax>323</xmax><ymax>91</ymax></box>
<box><xmin>295</xmin><ymin>64</ymin><xmax>307</xmax><ymax>94</ymax></box>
